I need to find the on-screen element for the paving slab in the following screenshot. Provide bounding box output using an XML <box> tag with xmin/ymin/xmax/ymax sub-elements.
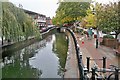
<box><xmin>75</xmin><ymin>33</ymin><xmax>120</xmax><ymax>78</ymax></box>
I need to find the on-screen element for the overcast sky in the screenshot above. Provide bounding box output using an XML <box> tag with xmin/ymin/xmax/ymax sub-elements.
<box><xmin>9</xmin><ymin>0</ymin><xmax>59</xmax><ymax>18</ymax></box>
<box><xmin>9</xmin><ymin>0</ymin><xmax>118</xmax><ymax>18</ymax></box>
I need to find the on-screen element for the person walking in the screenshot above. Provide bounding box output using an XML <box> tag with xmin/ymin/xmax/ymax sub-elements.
<box><xmin>87</xmin><ymin>28</ymin><xmax>93</xmax><ymax>40</ymax></box>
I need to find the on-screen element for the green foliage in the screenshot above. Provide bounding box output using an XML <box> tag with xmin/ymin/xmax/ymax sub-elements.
<box><xmin>84</xmin><ymin>7</ymin><xmax>97</xmax><ymax>28</ymax></box>
<box><xmin>103</xmin><ymin>34</ymin><xmax>114</xmax><ymax>39</ymax></box>
<box><xmin>2</xmin><ymin>2</ymin><xmax>40</xmax><ymax>43</ymax></box>
<box><xmin>95</xmin><ymin>2</ymin><xmax>120</xmax><ymax>37</ymax></box>
<box><xmin>53</xmin><ymin>33</ymin><xmax>68</xmax><ymax>69</ymax></box>
<box><xmin>52</xmin><ymin>2</ymin><xmax>90</xmax><ymax>25</ymax></box>
<box><xmin>0</xmin><ymin>2</ymin><xmax>2</xmax><ymax>38</ymax></box>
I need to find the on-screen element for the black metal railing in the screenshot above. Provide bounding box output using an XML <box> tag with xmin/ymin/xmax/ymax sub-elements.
<box><xmin>66</xmin><ymin>28</ymin><xmax>84</xmax><ymax>80</ymax></box>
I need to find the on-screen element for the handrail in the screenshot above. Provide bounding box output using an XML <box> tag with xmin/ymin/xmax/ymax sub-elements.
<box><xmin>66</xmin><ymin>28</ymin><xmax>84</xmax><ymax>80</ymax></box>
<box><xmin>41</xmin><ymin>27</ymin><xmax>56</xmax><ymax>35</ymax></box>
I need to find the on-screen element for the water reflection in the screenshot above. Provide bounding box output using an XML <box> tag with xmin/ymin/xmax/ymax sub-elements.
<box><xmin>52</xmin><ymin>33</ymin><xmax>68</xmax><ymax>76</ymax></box>
<box><xmin>2</xmin><ymin>44</ymin><xmax>43</xmax><ymax>78</ymax></box>
<box><xmin>2</xmin><ymin>32</ymin><xmax>68</xmax><ymax>78</ymax></box>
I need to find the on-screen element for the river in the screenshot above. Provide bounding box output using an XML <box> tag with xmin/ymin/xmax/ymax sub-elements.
<box><xmin>1</xmin><ymin>32</ymin><xmax>68</xmax><ymax>78</ymax></box>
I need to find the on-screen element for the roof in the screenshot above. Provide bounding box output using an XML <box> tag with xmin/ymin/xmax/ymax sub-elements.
<box><xmin>23</xmin><ymin>9</ymin><xmax>46</xmax><ymax>17</ymax></box>
<box><xmin>46</xmin><ymin>17</ymin><xmax>51</xmax><ymax>20</ymax></box>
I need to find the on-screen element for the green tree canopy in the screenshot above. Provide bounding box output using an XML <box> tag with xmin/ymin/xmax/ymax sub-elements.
<box><xmin>95</xmin><ymin>2</ymin><xmax>120</xmax><ymax>38</ymax></box>
<box><xmin>52</xmin><ymin>2</ymin><xmax>90</xmax><ymax>25</ymax></box>
<box><xmin>82</xmin><ymin>6</ymin><xmax>96</xmax><ymax>28</ymax></box>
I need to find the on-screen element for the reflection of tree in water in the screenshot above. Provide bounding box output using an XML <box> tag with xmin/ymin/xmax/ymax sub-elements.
<box><xmin>46</xmin><ymin>35</ymin><xmax>52</xmax><ymax>43</ymax></box>
<box><xmin>2</xmin><ymin>45</ymin><xmax>43</xmax><ymax>78</ymax></box>
<box><xmin>52</xmin><ymin>33</ymin><xmax>68</xmax><ymax>77</ymax></box>
<box><xmin>2</xmin><ymin>34</ymin><xmax>58</xmax><ymax>78</ymax></box>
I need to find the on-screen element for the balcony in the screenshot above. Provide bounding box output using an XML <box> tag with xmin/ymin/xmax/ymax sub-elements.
<box><xmin>36</xmin><ymin>19</ymin><xmax>46</xmax><ymax>23</ymax></box>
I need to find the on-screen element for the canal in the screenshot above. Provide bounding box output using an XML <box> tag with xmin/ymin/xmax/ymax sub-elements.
<box><xmin>1</xmin><ymin>32</ymin><xmax>68</xmax><ymax>78</ymax></box>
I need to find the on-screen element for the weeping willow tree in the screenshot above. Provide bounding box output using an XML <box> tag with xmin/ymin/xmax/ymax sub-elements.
<box><xmin>0</xmin><ymin>2</ymin><xmax>2</xmax><ymax>42</ymax></box>
<box><xmin>2</xmin><ymin>2</ymin><xmax>40</xmax><ymax>45</ymax></box>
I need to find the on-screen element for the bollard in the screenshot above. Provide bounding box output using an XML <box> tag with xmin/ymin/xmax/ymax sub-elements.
<box><xmin>96</xmin><ymin>38</ymin><xmax>98</xmax><ymax>48</ymax></box>
<box><xmin>103</xmin><ymin>57</ymin><xmax>106</xmax><ymax>71</ymax></box>
<box><xmin>103</xmin><ymin>57</ymin><xmax>106</xmax><ymax>73</ymax></box>
<box><xmin>87</xmin><ymin>57</ymin><xmax>90</xmax><ymax>72</ymax></box>
<box><xmin>91</xmin><ymin>68</ymin><xmax>96</xmax><ymax>80</ymax></box>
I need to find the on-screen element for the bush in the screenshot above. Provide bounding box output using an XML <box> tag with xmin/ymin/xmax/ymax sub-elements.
<box><xmin>103</xmin><ymin>34</ymin><xmax>114</xmax><ymax>39</ymax></box>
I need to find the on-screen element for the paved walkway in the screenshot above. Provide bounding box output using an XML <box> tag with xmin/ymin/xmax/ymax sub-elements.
<box><xmin>64</xmin><ymin>32</ymin><xmax>79</xmax><ymax>78</ymax></box>
<box><xmin>75</xmin><ymin>33</ymin><xmax>120</xmax><ymax>78</ymax></box>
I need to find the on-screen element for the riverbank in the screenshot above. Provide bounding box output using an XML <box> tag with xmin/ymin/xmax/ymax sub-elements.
<box><xmin>1</xmin><ymin>28</ymin><xmax>57</xmax><ymax>55</ymax></box>
<box><xmin>64</xmin><ymin>30</ymin><xmax>80</xmax><ymax>78</ymax></box>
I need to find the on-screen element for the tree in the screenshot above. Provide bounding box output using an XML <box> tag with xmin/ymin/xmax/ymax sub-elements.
<box><xmin>52</xmin><ymin>2</ymin><xmax>90</xmax><ymax>25</ymax></box>
<box><xmin>80</xmin><ymin>18</ymin><xmax>87</xmax><ymax>28</ymax></box>
<box><xmin>82</xmin><ymin>7</ymin><xmax>96</xmax><ymax>28</ymax></box>
<box><xmin>94</xmin><ymin>2</ymin><xmax>120</xmax><ymax>38</ymax></box>
<box><xmin>2</xmin><ymin>2</ymin><xmax>40</xmax><ymax>45</ymax></box>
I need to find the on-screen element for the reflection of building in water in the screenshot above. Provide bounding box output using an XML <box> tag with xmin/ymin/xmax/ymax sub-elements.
<box><xmin>1</xmin><ymin>35</ymin><xmax>57</xmax><ymax>78</ymax></box>
<box><xmin>2</xmin><ymin>47</ymin><xmax>42</xmax><ymax>78</ymax></box>
<box><xmin>39</xmin><ymin>40</ymin><xmax>46</xmax><ymax>48</ymax></box>
<box><xmin>46</xmin><ymin>35</ymin><xmax>52</xmax><ymax>42</ymax></box>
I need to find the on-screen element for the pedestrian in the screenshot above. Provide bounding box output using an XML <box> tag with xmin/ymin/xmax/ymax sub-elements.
<box><xmin>87</xmin><ymin>28</ymin><xmax>93</xmax><ymax>40</ymax></box>
<box><xmin>86</xmin><ymin>31</ymin><xmax>89</xmax><ymax>38</ymax></box>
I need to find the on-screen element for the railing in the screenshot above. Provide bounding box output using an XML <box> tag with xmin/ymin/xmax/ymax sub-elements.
<box><xmin>66</xmin><ymin>28</ymin><xmax>84</xmax><ymax>80</ymax></box>
<box><xmin>40</xmin><ymin>27</ymin><xmax>55</xmax><ymax>33</ymax></box>
<box><xmin>85</xmin><ymin>56</ymin><xmax>120</xmax><ymax>80</ymax></box>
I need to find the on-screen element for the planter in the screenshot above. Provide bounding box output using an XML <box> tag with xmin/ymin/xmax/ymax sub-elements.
<box><xmin>103</xmin><ymin>38</ymin><xmax>118</xmax><ymax>48</ymax></box>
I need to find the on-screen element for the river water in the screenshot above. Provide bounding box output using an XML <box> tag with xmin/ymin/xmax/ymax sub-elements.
<box><xmin>1</xmin><ymin>32</ymin><xmax>68</xmax><ymax>78</ymax></box>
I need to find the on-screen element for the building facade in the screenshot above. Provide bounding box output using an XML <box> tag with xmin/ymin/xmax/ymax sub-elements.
<box><xmin>23</xmin><ymin>9</ymin><xmax>46</xmax><ymax>30</ymax></box>
<box><xmin>46</xmin><ymin>17</ymin><xmax>53</xmax><ymax>27</ymax></box>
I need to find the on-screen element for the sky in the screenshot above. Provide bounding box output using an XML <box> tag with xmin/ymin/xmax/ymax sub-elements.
<box><xmin>9</xmin><ymin>0</ymin><xmax>118</xmax><ymax>18</ymax></box>
<box><xmin>9</xmin><ymin>0</ymin><xmax>59</xmax><ymax>18</ymax></box>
